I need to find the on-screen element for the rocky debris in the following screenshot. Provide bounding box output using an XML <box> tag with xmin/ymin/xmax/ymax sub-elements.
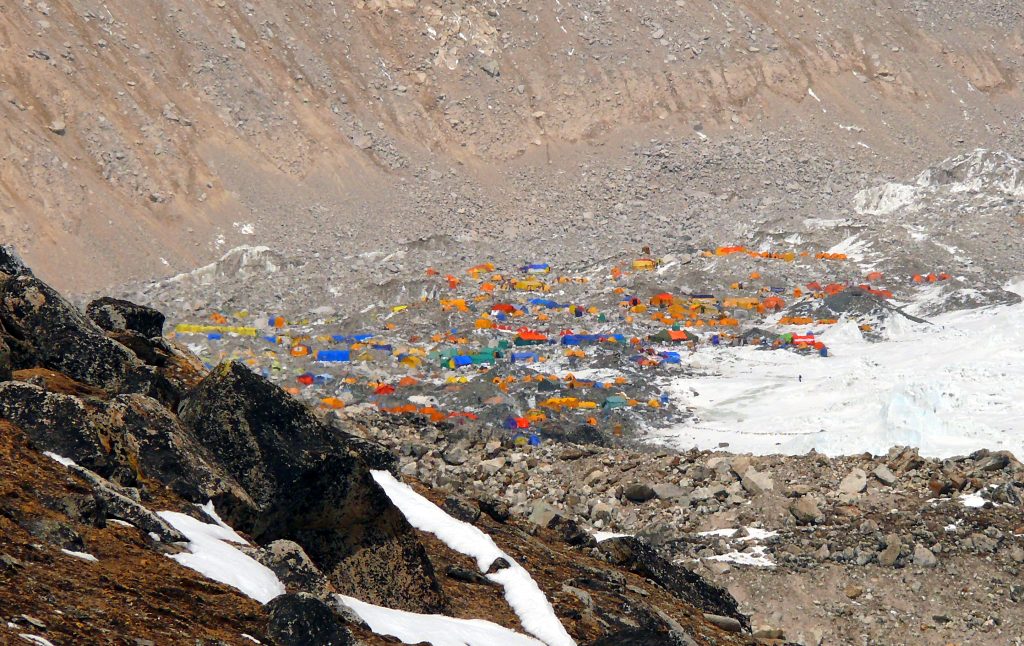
<box><xmin>913</xmin><ymin>543</ymin><xmax>938</xmax><ymax>568</ymax></box>
<box><xmin>86</xmin><ymin>297</ymin><xmax>165</xmax><ymax>339</ymax></box>
<box><xmin>266</xmin><ymin>593</ymin><xmax>353</xmax><ymax>646</ymax></box>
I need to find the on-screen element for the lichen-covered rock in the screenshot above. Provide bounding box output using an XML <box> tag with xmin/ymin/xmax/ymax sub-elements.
<box><xmin>86</xmin><ymin>297</ymin><xmax>165</xmax><ymax>339</ymax></box>
<box><xmin>266</xmin><ymin>593</ymin><xmax>353</xmax><ymax>646</ymax></box>
<box><xmin>179</xmin><ymin>361</ymin><xmax>445</xmax><ymax>613</ymax></box>
<box><xmin>256</xmin><ymin>540</ymin><xmax>334</xmax><ymax>597</ymax></box>
<box><xmin>0</xmin><ymin>273</ymin><xmax>142</xmax><ymax>391</ymax></box>
<box><xmin>0</xmin><ymin>382</ymin><xmax>253</xmax><ymax>515</ymax></box>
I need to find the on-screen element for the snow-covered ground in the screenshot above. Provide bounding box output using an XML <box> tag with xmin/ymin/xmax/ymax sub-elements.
<box><xmin>650</xmin><ymin>281</ymin><xmax>1024</xmax><ymax>458</ymax></box>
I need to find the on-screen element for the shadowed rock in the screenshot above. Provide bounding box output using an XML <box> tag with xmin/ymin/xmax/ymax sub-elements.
<box><xmin>179</xmin><ymin>361</ymin><xmax>445</xmax><ymax>613</ymax></box>
<box><xmin>86</xmin><ymin>297</ymin><xmax>165</xmax><ymax>339</ymax></box>
<box><xmin>597</xmin><ymin>536</ymin><xmax>749</xmax><ymax>631</ymax></box>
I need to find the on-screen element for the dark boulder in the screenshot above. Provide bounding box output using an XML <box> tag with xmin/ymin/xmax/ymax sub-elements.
<box><xmin>0</xmin><ymin>382</ymin><xmax>253</xmax><ymax>515</ymax></box>
<box><xmin>86</xmin><ymin>297</ymin><xmax>165</xmax><ymax>338</ymax></box>
<box><xmin>179</xmin><ymin>361</ymin><xmax>445</xmax><ymax>612</ymax></box>
<box><xmin>0</xmin><ymin>273</ymin><xmax>142</xmax><ymax>390</ymax></box>
<box><xmin>266</xmin><ymin>593</ymin><xmax>354</xmax><ymax>646</ymax></box>
<box><xmin>597</xmin><ymin>536</ymin><xmax>749</xmax><ymax>631</ymax></box>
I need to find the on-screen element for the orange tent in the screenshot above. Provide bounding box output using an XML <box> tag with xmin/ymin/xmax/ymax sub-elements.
<box><xmin>912</xmin><ymin>274</ymin><xmax>924</xmax><ymax>284</ymax></box>
<box><xmin>762</xmin><ymin>296</ymin><xmax>786</xmax><ymax>311</ymax></box>
<box><xmin>866</xmin><ymin>271</ymin><xmax>884</xmax><ymax>282</ymax></box>
<box><xmin>650</xmin><ymin>292</ymin><xmax>675</xmax><ymax>308</ymax></box>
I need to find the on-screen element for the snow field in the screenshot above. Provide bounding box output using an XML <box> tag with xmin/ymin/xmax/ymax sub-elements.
<box><xmin>651</xmin><ymin>284</ymin><xmax>1024</xmax><ymax>458</ymax></box>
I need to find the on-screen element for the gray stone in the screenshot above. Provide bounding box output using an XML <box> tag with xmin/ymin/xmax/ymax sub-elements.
<box><xmin>839</xmin><ymin>468</ymin><xmax>868</xmax><ymax>495</ymax></box>
<box><xmin>651</xmin><ymin>483</ymin><xmax>685</xmax><ymax>500</ymax></box>
<box><xmin>442</xmin><ymin>447</ymin><xmax>468</xmax><ymax>466</ymax></box>
<box><xmin>528</xmin><ymin>501</ymin><xmax>563</xmax><ymax>528</ymax></box>
<box><xmin>872</xmin><ymin>464</ymin><xmax>897</xmax><ymax>486</ymax></box>
<box><xmin>913</xmin><ymin>543</ymin><xmax>938</xmax><ymax>568</ymax></box>
<box><xmin>789</xmin><ymin>496</ymin><xmax>823</xmax><ymax>525</ymax></box>
<box><xmin>479</xmin><ymin>58</ymin><xmax>500</xmax><ymax>77</ymax></box>
<box><xmin>741</xmin><ymin>468</ymin><xmax>774</xmax><ymax>496</ymax></box>
<box><xmin>703</xmin><ymin>613</ymin><xmax>742</xmax><ymax>632</ymax></box>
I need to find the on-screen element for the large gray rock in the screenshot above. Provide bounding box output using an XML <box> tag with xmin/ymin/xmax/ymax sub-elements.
<box><xmin>913</xmin><ymin>543</ymin><xmax>938</xmax><ymax>568</ymax></box>
<box><xmin>839</xmin><ymin>468</ymin><xmax>868</xmax><ymax>495</ymax></box>
<box><xmin>789</xmin><ymin>496</ymin><xmax>823</xmax><ymax>525</ymax></box>
<box><xmin>741</xmin><ymin>468</ymin><xmax>774</xmax><ymax>496</ymax></box>
<box><xmin>256</xmin><ymin>540</ymin><xmax>334</xmax><ymax>597</ymax></box>
<box><xmin>651</xmin><ymin>483</ymin><xmax>686</xmax><ymax>500</ymax></box>
<box><xmin>872</xmin><ymin>464</ymin><xmax>898</xmax><ymax>486</ymax></box>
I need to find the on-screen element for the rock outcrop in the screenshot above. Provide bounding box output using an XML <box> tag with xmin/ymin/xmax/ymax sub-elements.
<box><xmin>179</xmin><ymin>361</ymin><xmax>445</xmax><ymax>612</ymax></box>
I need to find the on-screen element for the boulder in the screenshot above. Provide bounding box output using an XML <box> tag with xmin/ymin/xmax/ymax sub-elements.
<box><xmin>623</xmin><ymin>483</ymin><xmax>656</xmax><ymax>503</ymax></box>
<box><xmin>651</xmin><ymin>483</ymin><xmax>685</xmax><ymax>500</ymax></box>
<box><xmin>703</xmin><ymin>613</ymin><xmax>743</xmax><ymax>633</ymax></box>
<box><xmin>179</xmin><ymin>361</ymin><xmax>444</xmax><ymax>613</ymax></box>
<box><xmin>442</xmin><ymin>496</ymin><xmax>481</xmax><ymax>524</ymax></box>
<box><xmin>913</xmin><ymin>543</ymin><xmax>938</xmax><ymax>568</ymax></box>
<box><xmin>597</xmin><ymin>536</ymin><xmax>749</xmax><ymax>631</ymax></box>
<box><xmin>256</xmin><ymin>540</ymin><xmax>334</xmax><ymax>596</ymax></box>
<box><xmin>839</xmin><ymin>469</ymin><xmax>868</xmax><ymax>495</ymax></box>
<box><xmin>528</xmin><ymin>501</ymin><xmax>563</xmax><ymax>528</ymax></box>
<box><xmin>789</xmin><ymin>496</ymin><xmax>823</xmax><ymax>525</ymax></box>
<box><xmin>0</xmin><ymin>272</ymin><xmax>143</xmax><ymax>390</ymax></box>
<box><xmin>740</xmin><ymin>468</ymin><xmax>774</xmax><ymax>496</ymax></box>
<box><xmin>872</xmin><ymin>464</ymin><xmax>898</xmax><ymax>486</ymax></box>
<box><xmin>266</xmin><ymin>593</ymin><xmax>353</xmax><ymax>646</ymax></box>
<box><xmin>86</xmin><ymin>297</ymin><xmax>165</xmax><ymax>339</ymax></box>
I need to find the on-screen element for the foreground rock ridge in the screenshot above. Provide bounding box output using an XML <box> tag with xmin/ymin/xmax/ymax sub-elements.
<box><xmin>0</xmin><ymin>245</ymin><xmax>755</xmax><ymax>645</ymax></box>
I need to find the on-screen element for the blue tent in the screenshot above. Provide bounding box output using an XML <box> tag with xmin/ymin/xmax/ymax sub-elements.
<box><xmin>529</xmin><ymin>298</ymin><xmax>562</xmax><ymax>309</ymax></box>
<box><xmin>452</xmin><ymin>355</ymin><xmax>473</xmax><ymax>367</ymax></box>
<box><xmin>510</xmin><ymin>351</ymin><xmax>539</xmax><ymax>363</ymax></box>
<box><xmin>207</xmin><ymin>333</ymin><xmax>223</xmax><ymax>340</ymax></box>
<box><xmin>317</xmin><ymin>350</ymin><xmax>351</xmax><ymax>362</ymax></box>
<box><xmin>659</xmin><ymin>351</ymin><xmax>682</xmax><ymax>364</ymax></box>
<box><xmin>525</xmin><ymin>263</ymin><xmax>550</xmax><ymax>274</ymax></box>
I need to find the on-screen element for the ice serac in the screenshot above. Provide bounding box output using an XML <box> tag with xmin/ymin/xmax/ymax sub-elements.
<box><xmin>178</xmin><ymin>360</ymin><xmax>446</xmax><ymax>613</ymax></box>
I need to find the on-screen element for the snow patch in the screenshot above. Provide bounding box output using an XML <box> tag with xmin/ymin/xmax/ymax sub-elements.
<box><xmin>43</xmin><ymin>452</ymin><xmax>77</xmax><ymax>467</ymax></box>
<box><xmin>707</xmin><ymin>545</ymin><xmax>775</xmax><ymax>568</ymax></box>
<box><xmin>157</xmin><ymin>509</ymin><xmax>285</xmax><ymax>604</ymax></box>
<box><xmin>370</xmin><ymin>470</ymin><xmax>575</xmax><ymax>646</ymax></box>
<box><xmin>592</xmin><ymin>531</ymin><xmax>630</xmax><ymax>542</ymax></box>
<box><xmin>19</xmin><ymin>635</ymin><xmax>56</xmax><ymax>646</ymax></box>
<box><xmin>61</xmin><ymin>549</ymin><xmax>98</xmax><ymax>562</ymax></box>
<box><xmin>337</xmin><ymin>595</ymin><xmax>545</xmax><ymax>646</ymax></box>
